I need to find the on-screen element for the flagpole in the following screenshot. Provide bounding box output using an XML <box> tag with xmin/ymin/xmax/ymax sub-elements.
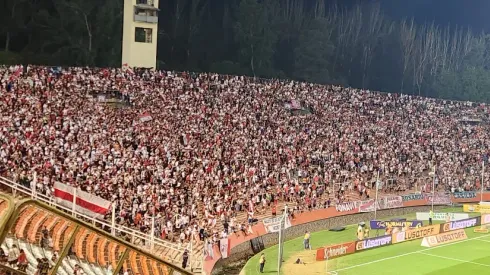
<box><xmin>374</xmin><ymin>169</ymin><xmax>380</xmax><ymax>220</ymax></box>
<box><xmin>111</xmin><ymin>205</ymin><xmax>116</xmax><ymax>236</ymax></box>
<box><xmin>151</xmin><ymin>215</ymin><xmax>156</xmax><ymax>251</ymax></box>
<box><xmin>431</xmin><ymin>165</ymin><xmax>436</xmax><ymax>212</ymax></box>
<box><xmin>481</xmin><ymin>161</ymin><xmax>485</xmax><ymax>203</ymax></box>
<box><xmin>72</xmin><ymin>188</ymin><xmax>77</xmax><ymax>217</ymax></box>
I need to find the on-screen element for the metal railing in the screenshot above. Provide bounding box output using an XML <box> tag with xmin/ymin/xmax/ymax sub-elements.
<box><xmin>0</xmin><ymin>176</ymin><xmax>195</xmax><ymax>269</ymax></box>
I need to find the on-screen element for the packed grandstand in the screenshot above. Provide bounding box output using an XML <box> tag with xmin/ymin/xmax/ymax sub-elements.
<box><xmin>1</xmin><ymin>65</ymin><xmax>490</xmax><ymax>274</ymax></box>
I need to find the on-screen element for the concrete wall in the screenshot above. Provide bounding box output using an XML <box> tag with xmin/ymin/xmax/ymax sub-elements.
<box><xmin>212</xmin><ymin>205</ymin><xmax>446</xmax><ymax>274</ymax></box>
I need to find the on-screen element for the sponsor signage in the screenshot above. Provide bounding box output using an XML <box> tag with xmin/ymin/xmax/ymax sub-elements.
<box><xmin>426</xmin><ymin>193</ymin><xmax>452</xmax><ymax>205</ymax></box>
<box><xmin>335</xmin><ymin>201</ymin><xmax>359</xmax><ymax>212</ymax></box>
<box><xmin>421</xmin><ymin>229</ymin><xmax>467</xmax><ymax>247</ymax></box>
<box><xmin>315</xmin><ymin>242</ymin><xmax>356</xmax><ymax>261</ymax></box>
<box><xmin>416</xmin><ymin>212</ymin><xmax>469</xmax><ymax>221</ymax></box>
<box><xmin>392</xmin><ymin>224</ymin><xmax>440</xmax><ymax>243</ymax></box>
<box><xmin>474</xmin><ymin>228</ymin><xmax>489</xmax><ymax>233</ymax></box>
<box><xmin>463</xmin><ymin>204</ymin><xmax>490</xmax><ymax>214</ymax></box>
<box><xmin>401</xmin><ymin>193</ymin><xmax>424</xmax><ymax>201</ymax></box>
<box><xmin>453</xmin><ymin>192</ymin><xmax>477</xmax><ymax>199</ymax></box>
<box><xmin>356</xmin><ymin>235</ymin><xmax>392</xmax><ymax>251</ymax></box>
<box><xmin>262</xmin><ymin>216</ymin><xmax>291</xmax><ymax>233</ymax></box>
<box><xmin>482</xmin><ymin>214</ymin><xmax>490</xmax><ymax>225</ymax></box>
<box><xmin>441</xmin><ymin>217</ymin><xmax>480</xmax><ymax>232</ymax></box>
<box><xmin>370</xmin><ymin>220</ymin><xmax>423</xmax><ymax>230</ymax></box>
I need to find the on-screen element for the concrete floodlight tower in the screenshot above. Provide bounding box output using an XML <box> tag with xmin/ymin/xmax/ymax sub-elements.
<box><xmin>122</xmin><ymin>0</ymin><xmax>159</xmax><ymax>69</ymax></box>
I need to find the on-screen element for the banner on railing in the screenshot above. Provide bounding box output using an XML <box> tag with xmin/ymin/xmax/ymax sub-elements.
<box><xmin>359</xmin><ymin>199</ymin><xmax>381</xmax><ymax>212</ymax></box>
<box><xmin>383</xmin><ymin>196</ymin><xmax>403</xmax><ymax>209</ymax></box>
<box><xmin>359</xmin><ymin>196</ymin><xmax>403</xmax><ymax>213</ymax></box>
<box><xmin>54</xmin><ymin>182</ymin><xmax>111</xmax><ymax>219</ymax></box>
<box><xmin>401</xmin><ymin>193</ymin><xmax>424</xmax><ymax>201</ymax></box>
<box><xmin>335</xmin><ymin>201</ymin><xmax>360</xmax><ymax>212</ymax></box>
<box><xmin>425</xmin><ymin>193</ymin><xmax>452</xmax><ymax>205</ymax></box>
<box><xmin>220</xmin><ymin>238</ymin><xmax>231</xmax><ymax>259</ymax></box>
<box><xmin>453</xmin><ymin>192</ymin><xmax>477</xmax><ymax>199</ymax></box>
<box><xmin>262</xmin><ymin>216</ymin><xmax>291</xmax><ymax>233</ymax></box>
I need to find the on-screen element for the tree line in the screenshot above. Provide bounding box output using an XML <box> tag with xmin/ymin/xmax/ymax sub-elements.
<box><xmin>2</xmin><ymin>0</ymin><xmax>490</xmax><ymax>102</ymax></box>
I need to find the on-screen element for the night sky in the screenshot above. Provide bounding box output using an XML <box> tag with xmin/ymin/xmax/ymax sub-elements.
<box><xmin>377</xmin><ymin>0</ymin><xmax>490</xmax><ymax>33</ymax></box>
<box><xmin>323</xmin><ymin>0</ymin><xmax>490</xmax><ymax>33</ymax></box>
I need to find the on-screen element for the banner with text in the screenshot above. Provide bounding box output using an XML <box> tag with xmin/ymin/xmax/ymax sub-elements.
<box><xmin>370</xmin><ymin>220</ymin><xmax>423</xmax><ymax>230</ymax></box>
<box><xmin>416</xmin><ymin>212</ymin><xmax>469</xmax><ymax>221</ymax></box>
<box><xmin>336</xmin><ymin>201</ymin><xmax>361</xmax><ymax>212</ymax></box>
<box><xmin>421</xmin><ymin>229</ymin><xmax>467</xmax><ymax>248</ymax></box>
<box><xmin>441</xmin><ymin>217</ymin><xmax>481</xmax><ymax>232</ymax></box>
<box><xmin>383</xmin><ymin>196</ymin><xmax>404</xmax><ymax>209</ymax></box>
<box><xmin>315</xmin><ymin>242</ymin><xmax>356</xmax><ymax>261</ymax></box>
<box><xmin>401</xmin><ymin>193</ymin><xmax>424</xmax><ymax>201</ymax></box>
<box><xmin>262</xmin><ymin>216</ymin><xmax>291</xmax><ymax>233</ymax></box>
<box><xmin>359</xmin><ymin>196</ymin><xmax>403</xmax><ymax>213</ymax></box>
<box><xmin>392</xmin><ymin>224</ymin><xmax>440</xmax><ymax>244</ymax></box>
<box><xmin>463</xmin><ymin>204</ymin><xmax>490</xmax><ymax>214</ymax></box>
<box><xmin>355</xmin><ymin>235</ymin><xmax>392</xmax><ymax>251</ymax></box>
<box><xmin>425</xmin><ymin>193</ymin><xmax>452</xmax><ymax>205</ymax></box>
<box><xmin>453</xmin><ymin>192</ymin><xmax>477</xmax><ymax>199</ymax></box>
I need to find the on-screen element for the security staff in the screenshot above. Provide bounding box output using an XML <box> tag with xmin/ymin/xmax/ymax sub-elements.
<box><xmin>364</xmin><ymin>226</ymin><xmax>370</xmax><ymax>239</ymax></box>
<box><xmin>259</xmin><ymin>253</ymin><xmax>266</xmax><ymax>273</ymax></box>
<box><xmin>429</xmin><ymin>210</ymin><xmax>434</xmax><ymax>225</ymax></box>
<box><xmin>304</xmin><ymin>231</ymin><xmax>311</xmax><ymax>249</ymax></box>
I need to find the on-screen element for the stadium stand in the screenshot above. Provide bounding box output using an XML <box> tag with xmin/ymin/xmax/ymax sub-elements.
<box><xmin>0</xmin><ymin>196</ymin><xmax>189</xmax><ymax>275</ymax></box>
<box><xmin>2</xmin><ymin>64</ymin><xmax>490</xmax><ymax>272</ymax></box>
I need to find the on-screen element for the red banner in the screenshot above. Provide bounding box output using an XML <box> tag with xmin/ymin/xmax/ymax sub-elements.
<box><xmin>316</xmin><ymin>242</ymin><xmax>356</xmax><ymax>261</ymax></box>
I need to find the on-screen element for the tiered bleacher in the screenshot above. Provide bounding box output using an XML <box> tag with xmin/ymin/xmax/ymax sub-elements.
<box><xmin>0</xmin><ymin>198</ymin><xmax>187</xmax><ymax>275</ymax></box>
<box><xmin>1</xmin><ymin>64</ymin><xmax>490</xmax><ymax>270</ymax></box>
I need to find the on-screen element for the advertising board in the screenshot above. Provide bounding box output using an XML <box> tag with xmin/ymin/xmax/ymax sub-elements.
<box><xmin>315</xmin><ymin>242</ymin><xmax>356</xmax><ymax>261</ymax></box>
<box><xmin>463</xmin><ymin>204</ymin><xmax>490</xmax><ymax>214</ymax></box>
<box><xmin>392</xmin><ymin>224</ymin><xmax>440</xmax><ymax>243</ymax></box>
<box><xmin>416</xmin><ymin>212</ymin><xmax>469</xmax><ymax>221</ymax></box>
<box><xmin>421</xmin><ymin>229</ymin><xmax>467</xmax><ymax>247</ymax></box>
<box><xmin>369</xmin><ymin>220</ymin><xmax>423</xmax><ymax>230</ymax></box>
<box><xmin>482</xmin><ymin>214</ymin><xmax>490</xmax><ymax>225</ymax></box>
<box><xmin>355</xmin><ymin>235</ymin><xmax>392</xmax><ymax>251</ymax></box>
<box><xmin>441</xmin><ymin>217</ymin><xmax>480</xmax><ymax>232</ymax></box>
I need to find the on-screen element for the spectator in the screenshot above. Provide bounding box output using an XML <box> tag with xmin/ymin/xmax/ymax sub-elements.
<box><xmin>16</xmin><ymin>250</ymin><xmax>27</xmax><ymax>271</ymax></box>
<box><xmin>1</xmin><ymin>64</ymin><xmax>489</xmax><ymax>250</ymax></box>
<box><xmin>7</xmin><ymin>244</ymin><xmax>19</xmax><ymax>268</ymax></box>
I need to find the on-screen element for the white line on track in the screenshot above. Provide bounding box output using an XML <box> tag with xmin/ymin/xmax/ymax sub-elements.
<box><xmin>418</xmin><ymin>252</ymin><xmax>490</xmax><ymax>267</ymax></box>
<box><xmin>327</xmin><ymin>234</ymin><xmax>490</xmax><ymax>274</ymax></box>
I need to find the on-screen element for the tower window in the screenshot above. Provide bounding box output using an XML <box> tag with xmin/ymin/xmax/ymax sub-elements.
<box><xmin>135</xmin><ymin>27</ymin><xmax>152</xmax><ymax>43</ymax></box>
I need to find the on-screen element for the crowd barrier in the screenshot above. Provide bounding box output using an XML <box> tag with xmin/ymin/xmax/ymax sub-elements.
<box><xmin>207</xmin><ymin>192</ymin><xmax>490</xmax><ymax>274</ymax></box>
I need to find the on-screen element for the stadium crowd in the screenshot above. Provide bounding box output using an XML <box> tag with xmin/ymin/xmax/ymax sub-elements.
<box><xmin>0</xmin><ymin>65</ymin><xmax>489</xmax><ymax>246</ymax></box>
